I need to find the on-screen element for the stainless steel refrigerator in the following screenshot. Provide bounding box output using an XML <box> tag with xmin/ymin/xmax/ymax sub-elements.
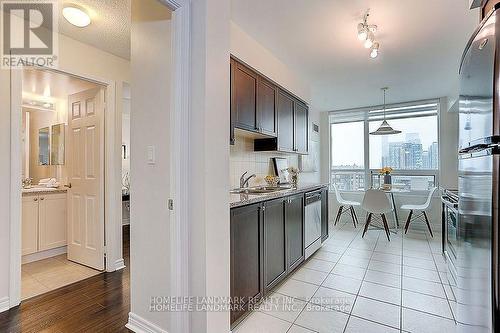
<box><xmin>457</xmin><ymin>4</ymin><xmax>500</xmax><ymax>332</ymax></box>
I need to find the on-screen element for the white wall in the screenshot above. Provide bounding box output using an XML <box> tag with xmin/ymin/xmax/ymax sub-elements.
<box><xmin>0</xmin><ymin>30</ymin><xmax>130</xmax><ymax>311</ymax></box>
<box><xmin>230</xmin><ymin>21</ymin><xmax>310</xmax><ymax>103</ymax></box>
<box><xmin>0</xmin><ymin>61</ymin><xmax>11</xmax><ymax>312</ymax></box>
<box><xmin>440</xmin><ymin>97</ymin><xmax>459</xmax><ymax>189</ymax></box>
<box><xmin>122</xmin><ymin>109</ymin><xmax>131</xmax><ymax>180</ymax></box>
<box><xmin>129</xmin><ymin>13</ymin><xmax>172</xmax><ymax>331</ymax></box>
<box><xmin>189</xmin><ymin>0</ymin><xmax>231</xmax><ymax>331</ymax></box>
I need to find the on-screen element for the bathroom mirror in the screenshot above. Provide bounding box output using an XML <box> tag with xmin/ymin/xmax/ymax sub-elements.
<box><xmin>50</xmin><ymin>123</ymin><xmax>65</xmax><ymax>165</ymax></box>
<box><xmin>38</xmin><ymin>127</ymin><xmax>50</xmax><ymax>165</ymax></box>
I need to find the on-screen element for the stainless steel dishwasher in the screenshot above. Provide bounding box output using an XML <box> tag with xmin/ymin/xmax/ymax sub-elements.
<box><xmin>305</xmin><ymin>191</ymin><xmax>322</xmax><ymax>259</ymax></box>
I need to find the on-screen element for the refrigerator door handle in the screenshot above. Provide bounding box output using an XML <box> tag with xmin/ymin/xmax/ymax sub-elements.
<box><xmin>459</xmin><ymin>143</ymin><xmax>500</xmax><ymax>155</ymax></box>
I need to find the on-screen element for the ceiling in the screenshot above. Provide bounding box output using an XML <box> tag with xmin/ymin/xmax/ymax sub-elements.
<box><xmin>57</xmin><ymin>0</ymin><xmax>131</xmax><ymax>60</ymax></box>
<box><xmin>22</xmin><ymin>68</ymin><xmax>100</xmax><ymax>101</ymax></box>
<box><xmin>231</xmin><ymin>0</ymin><xmax>479</xmax><ymax>111</ymax></box>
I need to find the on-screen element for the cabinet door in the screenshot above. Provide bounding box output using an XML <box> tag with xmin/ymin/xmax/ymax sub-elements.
<box><xmin>257</xmin><ymin>77</ymin><xmax>277</xmax><ymax>136</ymax></box>
<box><xmin>22</xmin><ymin>196</ymin><xmax>39</xmax><ymax>255</ymax></box>
<box><xmin>263</xmin><ymin>198</ymin><xmax>286</xmax><ymax>291</ymax></box>
<box><xmin>277</xmin><ymin>90</ymin><xmax>294</xmax><ymax>152</ymax></box>
<box><xmin>231</xmin><ymin>59</ymin><xmax>258</xmax><ymax>132</ymax></box>
<box><xmin>230</xmin><ymin>203</ymin><xmax>263</xmax><ymax>325</ymax></box>
<box><xmin>321</xmin><ymin>188</ymin><xmax>329</xmax><ymax>242</ymax></box>
<box><xmin>39</xmin><ymin>193</ymin><xmax>67</xmax><ymax>251</ymax></box>
<box><xmin>286</xmin><ymin>194</ymin><xmax>304</xmax><ymax>271</ymax></box>
<box><xmin>294</xmin><ymin>101</ymin><xmax>308</xmax><ymax>154</ymax></box>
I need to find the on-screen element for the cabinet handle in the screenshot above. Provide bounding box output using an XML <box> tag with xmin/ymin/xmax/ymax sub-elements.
<box><xmin>34</xmin><ymin>198</ymin><xmax>38</xmax><ymax>202</ymax></box>
<box><xmin>40</xmin><ymin>197</ymin><xmax>44</xmax><ymax>201</ymax></box>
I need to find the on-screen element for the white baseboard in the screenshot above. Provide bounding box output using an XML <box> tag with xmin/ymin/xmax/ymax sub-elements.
<box><xmin>0</xmin><ymin>297</ymin><xmax>10</xmax><ymax>313</ymax></box>
<box><xmin>126</xmin><ymin>312</ymin><xmax>168</xmax><ymax>333</ymax></box>
<box><xmin>114</xmin><ymin>258</ymin><xmax>126</xmax><ymax>271</ymax></box>
<box><xmin>22</xmin><ymin>246</ymin><xmax>67</xmax><ymax>264</ymax></box>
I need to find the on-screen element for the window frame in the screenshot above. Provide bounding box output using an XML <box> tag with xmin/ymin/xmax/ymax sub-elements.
<box><xmin>329</xmin><ymin>99</ymin><xmax>441</xmax><ymax>192</ymax></box>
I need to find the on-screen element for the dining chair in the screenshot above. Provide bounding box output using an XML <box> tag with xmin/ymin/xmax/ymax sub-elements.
<box><xmin>401</xmin><ymin>187</ymin><xmax>437</xmax><ymax>237</ymax></box>
<box><xmin>361</xmin><ymin>189</ymin><xmax>393</xmax><ymax>241</ymax></box>
<box><xmin>332</xmin><ymin>184</ymin><xmax>361</xmax><ymax>227</ymax></box>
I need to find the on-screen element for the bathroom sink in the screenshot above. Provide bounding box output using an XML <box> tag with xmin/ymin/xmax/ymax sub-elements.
<box><xmin>230</xmin><ymin>186</ymin><xmax>291</xmax><ymax>194</ymax></box>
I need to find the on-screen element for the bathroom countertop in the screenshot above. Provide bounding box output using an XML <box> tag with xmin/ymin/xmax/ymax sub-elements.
<box><xmin>230</xmin><ymin>182</ymin><xmax>330</xmax><ymax>209</ymax></box>
<box><xmin>22</xmin><ymin>187</ymin><xmax>68</xmax><ymax>196</ymax></box>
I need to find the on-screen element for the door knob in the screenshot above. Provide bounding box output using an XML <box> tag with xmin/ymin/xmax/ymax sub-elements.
<box><xmin>34</xmin><ymin>198</ymin><xmax>38</xmax><ymax>202</ymax></box>
<box><xmin>40</xmin><ymin>197</ymin><xmax>44</xmax><ymax>201</ymax></box>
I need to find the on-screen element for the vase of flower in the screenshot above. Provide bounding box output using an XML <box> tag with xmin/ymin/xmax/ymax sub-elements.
<box><xmin>379</xmin><ymin>167</ymin><xmax>393</xmax><ymax>190</ymax></box>
<box><xmin>287</xmin><ymin>167</ymin><xmax>299</xmax><ymax>188</ymax></box>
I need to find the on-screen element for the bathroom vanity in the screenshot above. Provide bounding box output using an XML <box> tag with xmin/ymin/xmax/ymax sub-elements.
<box><xmin>22</xmin><ymin>189</ymin><xmax>67</xmax><ymax>261</ymax></box>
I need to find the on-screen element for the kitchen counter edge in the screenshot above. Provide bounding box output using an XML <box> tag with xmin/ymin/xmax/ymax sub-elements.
<box><xmin>230</xmin><ymin>183</ymin><xmax>330</xmax><ymax>209</ymax></box>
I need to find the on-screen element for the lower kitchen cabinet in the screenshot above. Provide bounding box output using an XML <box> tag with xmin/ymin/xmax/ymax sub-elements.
<box><xmin>230</xmin><ymin>187</ymin><xmax>324</xmax><ymax>328</ymax></box>
<box><xmin>286</xmin><ymin>194</ymin><xmax>305</xmax><ymax>271</ymax></box>
<box><xmin>22</xmin><ymin>193</ymin><xmax>67</xmax><ymax>256</ymax></box>
<box><xmin>321</xmin><ymin>188</ymin><xmax>329</xmax><ymax>242</ymax></box>
<box><xmin>230</xmin><ymin>203</ymin><xmax>264</xmax><ymax>325</ymax></box>
<box><xmin>263</xmin><ymin>198</ymin><xmax>287</xmax><ymax>292</ymax></box>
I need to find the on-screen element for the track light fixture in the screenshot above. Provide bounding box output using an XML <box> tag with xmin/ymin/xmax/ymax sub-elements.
<box><xmin>357</xmin><ymin>9</ymin><xmax>380</xmax><ymax>58</ymax></box>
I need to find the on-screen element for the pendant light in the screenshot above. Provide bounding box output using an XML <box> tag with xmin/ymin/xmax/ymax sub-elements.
<box><xmin>370</xmin><ymin>87</ymin><xmax>402</xmax><ymax>135</ymax></box>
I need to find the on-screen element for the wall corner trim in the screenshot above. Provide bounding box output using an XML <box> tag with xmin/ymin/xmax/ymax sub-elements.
<box><xmin>0</xmin><ymin>297</ymin><xmax>10</xmax><ymax>313</ymax></box>
<box><xmin>126</xmin><ymin>312</ymin><xmax>168</xmax><ymax>333</ymax></box>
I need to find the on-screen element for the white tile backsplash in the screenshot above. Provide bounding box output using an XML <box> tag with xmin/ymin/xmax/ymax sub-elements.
<box><xmin>230</xmin><ymin>134</ymin><xmax>298</xmax><ymax>189</ymax></box>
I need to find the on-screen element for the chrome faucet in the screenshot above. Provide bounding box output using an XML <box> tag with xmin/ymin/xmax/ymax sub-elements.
<box><xmin>240</xmin><ymin>171</ymin><xmax>256</xmax><ymax>188</ymax></box>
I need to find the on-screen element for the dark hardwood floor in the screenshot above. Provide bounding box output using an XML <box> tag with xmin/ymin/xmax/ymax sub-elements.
<box><xmin>0</xmin><ymin>225</ymin><xmax>131</xmax><ymax>333</ymax></box>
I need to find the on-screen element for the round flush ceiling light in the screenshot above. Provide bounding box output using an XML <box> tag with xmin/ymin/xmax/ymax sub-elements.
<box><xmin>63</xmin><ymin>4</ymin><xmax>91</xmax><ymax>27</ymax></box>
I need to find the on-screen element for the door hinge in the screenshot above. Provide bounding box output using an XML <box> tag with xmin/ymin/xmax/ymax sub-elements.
<box><xmin>168</xmin><ymin>199</ymin><xmax>174</xmax><ymax>211</ymax></box>
<box><xmin>103</xmin><ymin>245</ymin><xmax>107</xmax><ymax>255</ymax></box>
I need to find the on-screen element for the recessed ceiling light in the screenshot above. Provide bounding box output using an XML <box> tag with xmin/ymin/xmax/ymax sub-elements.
<box><xmin>63</xmin><ymin>4</ymin><xmax>91</xmax><ymax>27</ymax></box>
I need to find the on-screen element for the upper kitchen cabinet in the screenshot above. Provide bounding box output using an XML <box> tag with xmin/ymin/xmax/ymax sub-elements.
<box><xmin>230</xmin><ymin>57</ymin><xmax>308</xmax><ymax>153</ymax></box>
<box><xmin>231</xmin><ymin>58</ymin><xmax>258</xmax><ymax>133</ymax></box>
<box><xmin>257</xmin><ymin>77</ymin><xmax>278</xmax><ymax>136</ymax></box>
<box><xmin>230</xmin><ymin>57</ymin><xmax>277</xmax><ymax>139</ymax></box>
<box><xmin>294</xmin><ymin>100</ymin><xmax>308</xmax><ymax>154</ymax></box>
<box><xmin>276</xmin><ymin>89</ymin><xmax>295</xmax><ymax>152</ymax></box>
<box><xmin>254</xmin><ymin>90</ymin><xmax>309</xmax><ymax>154</ymax></box>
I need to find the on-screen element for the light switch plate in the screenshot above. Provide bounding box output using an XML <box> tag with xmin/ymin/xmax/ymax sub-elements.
<box><xmin>147</xmin><ymin>145</ymin><xmax>155</xmax><ymax>164</ymax></box>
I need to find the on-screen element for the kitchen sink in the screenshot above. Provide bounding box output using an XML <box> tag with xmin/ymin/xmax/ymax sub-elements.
<box><xmin>230</xmin><ymin>186</ymin><xmax>292</xmax><ymax>194</ymax></box>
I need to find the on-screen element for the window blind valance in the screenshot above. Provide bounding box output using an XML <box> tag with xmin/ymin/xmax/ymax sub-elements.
<box><xmin>329</xmin><ymin>99</ymin><xmax>439</xmax><ymax>124</ymax></box>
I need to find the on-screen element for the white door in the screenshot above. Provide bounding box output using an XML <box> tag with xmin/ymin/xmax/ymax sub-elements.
<box><xmin>67</xmin><ymin>87</ymin><xmax>105</xmax><ymax>270</ymax></box>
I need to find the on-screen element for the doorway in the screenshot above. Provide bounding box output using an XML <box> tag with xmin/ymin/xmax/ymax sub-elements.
<box><xmin>20</xmin><ymin>67</ymin><xmax>107</xmax><ymax>300</ymax></box>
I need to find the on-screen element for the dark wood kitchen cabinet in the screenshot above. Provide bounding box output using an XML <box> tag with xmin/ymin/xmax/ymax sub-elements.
<box><xmin>257</xmin><ymin>77</ymin><xmax>278</xmax><ymax>136</ymax></box>
<box><xmin>230</xmin><ymin>57</ymin><xmax>308</xmax><ymax>153</ymax></box>
<box><xmin>285</xmin><ymin>194</ymin><xmax>304</xmax><ymax>271</ymax></box>
<box><xmin>230</xmin><ymin>57</ymin><xmax>277</xmax><ymax>140</ymax></box>
<box><xmin>230</xmin><ymin>203</ymin><xmax>264</xmax><ymax>325</ymax></box>
<box><xmin>321</xmin><ymin>188</ymin><xmax>329</xmax><ymax>242</ymax></box>
<box><xmin>294</xmin><ymin>101</ymin><xmax>308</xmax><ymax>154</ymax></box>
<box><xmin>230</xmin><ymin>186</ymin><xmax>327</xmax><ymax>329</ymax></box>
<box><xmin>263</xmin><ymin>198</ymin><xmax>287</xmax><ymax>292</ymax></box>
<box><xmin>231</xmin><ymin>58</ymin><xmax>258</xmax><ymax>133</ymax></box>
<box><xmin>276</xmin><ymin>90</ymin><xmax>295</xmax><ymax>152</ymax></box>
<box><xmin>254</xmin><ymin>90</ymin><xmax>309</xmax><ymax>154</ymax></box>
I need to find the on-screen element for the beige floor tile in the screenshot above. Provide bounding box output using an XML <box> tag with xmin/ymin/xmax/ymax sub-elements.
<box><xmin>21</xmin><ymin>274</ymin><xmax>50</xmax><ymax>300</ymax></box>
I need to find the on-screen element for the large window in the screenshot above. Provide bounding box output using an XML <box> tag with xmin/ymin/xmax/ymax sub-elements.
<box><xmin>330</xmin><ymin>100</ymin><xmax>439</xmax><ymax>191</ymax></box>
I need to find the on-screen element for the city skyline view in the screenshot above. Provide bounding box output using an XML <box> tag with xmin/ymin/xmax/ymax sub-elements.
<box><xmin>331</xmin><ymin>115</ymin><xmax>439</xmax><ymax>170</ymax></box>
